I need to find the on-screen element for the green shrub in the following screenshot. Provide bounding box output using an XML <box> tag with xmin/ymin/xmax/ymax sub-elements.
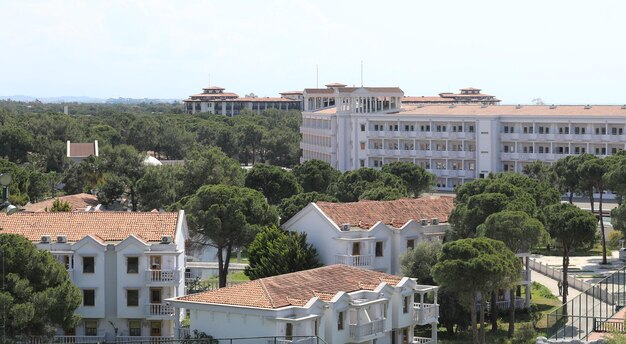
<box><xmin>608</xmin><ymin>230</ymin><xmax>625</xmax><ymax>250</ymax></box>
<box><xmin>511</xmin><ymin>323</ymin><xmax>536</xmax><ymax>344</ymax></box>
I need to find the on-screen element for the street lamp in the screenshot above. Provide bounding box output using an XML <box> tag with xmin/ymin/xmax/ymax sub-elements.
<box><xmin>0</xmin><ymin>173</ymin><xmax>17</xmax><ymax>215</ymax></box>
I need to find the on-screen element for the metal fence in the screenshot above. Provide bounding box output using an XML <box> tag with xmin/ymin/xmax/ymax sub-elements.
<box><xmin>16</xmin><ymin>337</ymin><xmax>328</xmax><ymax>344</ymax></box>
<box><xmin>546</xmin><ymin>265</ymin><xmax>626</xmax><ymax>340</ymax></box>
<box><xmin>528</xmin><ymin>259</ymin><xmax>595</xmax><ymax>295</ymax></box>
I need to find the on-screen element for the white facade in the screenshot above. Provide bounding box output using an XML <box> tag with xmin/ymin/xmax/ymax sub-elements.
<box><xmin>301</xmin><ymin>87</ymin><xmax>626</xmax><ymax>191</ymax></box>
<box><xmin>1</xmin><ymin>211</ymin><xmax>188</xmax><ymax>343</ymax></box>
<box><xmin>281</xmin><ymin>201</ymin><xmax>449</xmax><ymax>276</ymax></box>
<box><xmin>169</xmin><ymin>266</ymin><xmax>439</xmax><ymax>344</ymax></box>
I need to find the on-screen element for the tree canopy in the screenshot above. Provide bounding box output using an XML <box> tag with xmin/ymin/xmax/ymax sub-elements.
<box><xmin>0</xmin><ymin>234</ymin><xmax>81</xmax><ymax>339</ymax></box>
<box><xmin>184</xmin><ymin>184</ymin><xmax>278</xmax><ymax>287</ymax></box>
<box><xmin>292</xmin><ymin>159</ymin><xmax>340</xmax><ymax>194</ymax></box>
<box><xmin>244</xmin><ymin>226</ymin><xmax>322</xmax><ymax>280</ymax></box>
<box><xmin>327</xmin><ymin>168</ymin><xmax>408</xmax><ymax>202</ymax></box>
<box><xmin>400</xmin><ymin>240</ymin><xmax>442</xmax><ymax>285</ymax></box>
<box><xmin>381</xmin><ymin>161</ymin><xmax>434</xmax><ymax>197</ymax></box>
<box><xmin>244</xmin><ymin>164</ymin><xmax>302</xmax><ymax>205</ymax></box>
<box><xmin>277</xmin><ymin>192</ymin><xmax>338</xmax><ymax>224</ymax></box>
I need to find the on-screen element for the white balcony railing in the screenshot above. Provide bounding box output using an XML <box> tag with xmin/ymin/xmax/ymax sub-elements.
<box><xmin>116</xmin><ymin>336</ymin><xmax>175</xmax><ymax>343</ymax></box>
<box><xmin>53</xmin><ymin>335</ymin><xmax>106</xmax><ymax>343</ymax></box>
<box><xmin>146</xmin><ymin>269</ymin><xmax>180</xmax><ymax>284</ymax></box>
<box><xmin>273</xmin><ymin>338</ymin><xmax>318</xmax><ymax>344</ymax></box>
<box><xmin>335</xmin><ymin>254</ymin><xmax>374</xmax><ymax>267</ymax></box>
<box><xmin>413</xmin><ymin>337</ymin><xmax>436</xmax><ymax>344</ymax></box>
<box><xmin>349</xmin><ymin>318</ymin><xmax>384</xmax><ymax>339</ymax></box>
<box><xmin>414</xmin><ymin>303</ymin><xmax>439</xmax><ymax>324</ymax></box>
<box><xmin>146</xmin><ymin>303</ymin><xmax>175</xmax><ymax>317</ymax></box>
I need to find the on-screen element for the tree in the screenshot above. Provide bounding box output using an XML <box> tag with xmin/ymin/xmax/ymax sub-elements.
<box><xmin>237</xmin><ymin>123</ymin><xmax>266</xmax><ymax>165</ymax></box>
<box><xmin>182</xmin><ymin>147</ymin><xmax>244</xmax><ymax>197</ymax></box>
<box><xmin>136</xmin><ymin>165</ymin><xmax>184</xmax><ymax>211</ymax></box>
<box><xmin>327</xmin><ymin>168</ymin><xmax>408</xmax><ymax>202</ymax></box>
<box><xmin>244</xmin><ymin>164</ymin><xmax>302</xmax><ymax>205</ymax></box>
<box><xmin>185</xmin><ymin>185</ymin><xmax>278</xmax><ymax>287</ymax></box>
<box><xmin>292</xmin><ymin>160</ymin><xmax>341</xmax><ymax>194</ymax></box>
<box><xmin>381</xmin><ymin>161</ymin><xmax>434</xmax><ymax>197</ymax></box>
<box><xmin>612</xmin><ymin>203</ymin><xmax>626</xmax><ymax>235</ymax></box>
<box><xmin>521</xmin><ymin>160</ymin><xmax>555</xmax><ymax>184</ymax></box>
<box><xmin>432</xmin><ymin>238</ymin><xmax>522</xmax><ymax>344</ymax></box>
<box><xmin>359</xmin><ymin>186</ymin><xmax>406</xmax><ymax>201</ymax></box>
<box><xmin>277</xmin><ymin>192</ymin><xmax>338</xmax><ymax>225</ymax></box>
<box><xmin>478</xmin><ymin>211</ymin><xmax>548</xmax><ymax>337</ymax></box>
<box><xmin>0</xmin><ymin>234</ymin><xmax>81</xmax><ymax>339</ymax></box>
<box><xmin>99</xmin><ymin>145</ymin><xmax>146</xmax><ymax>211</ymax></box>
<box><xmin>577</xmin><ymin>156</ymin><xmax>609</xmax><ymax>264</ymax></box>
<box><xmin>244</xmin><ymin>226</ymin><xmax>322</xmax><ymax>280</ymax></box>
<box><xmin>95</xmin><ymin>173</ymin><xmax>126</xmax><ymax>207</ymax></box>
<box><xmin>553</xmin><ymin>155</ymin><xmax>582</xmax><ymax>203</ymax></box>
<box><xmin>605</xmin><ymin>153</ymin><xmax>626</xmax><ymax>205</ymax></box>
<box><xmin>544</xmin><ymin>203</ymin><xmax>597</xmax><ymax>310</ymax></box>
<box><xmin>49</xmin><ymin>198</ymin><xmax>72</xmax><ymax>212</ymax></box>
<box><xmin>400</xmin><ymin>240</ymin><xmax>442</xmax><ymax>285</ymax></box>
<box><xmin>0</xmin><ymin>125</ymin><xmax>34</xmax><ymax>163</ymax></box>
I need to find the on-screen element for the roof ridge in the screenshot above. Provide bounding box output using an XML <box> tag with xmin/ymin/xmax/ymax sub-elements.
<box><xmin>258</xmin><ymin>279</ymin><xmax>276</xmax><ymax>308</ymax></box>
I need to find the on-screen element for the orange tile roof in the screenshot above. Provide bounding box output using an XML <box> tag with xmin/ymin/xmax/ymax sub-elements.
<box><xmin>0</xmin><ymin>212</ymin><xmax>180</xmax><ymax>243</ymax></box>
<box><xmin>22</xmin><ymin>193</ymin><xmax>98</xmax><ymax>213</ymax></box>
<box><xmin>174</xmin><ymin>265</ymin><xmax>402</xmax><ymax>308</ymax></box>
<box><xmin>280</xmin><ymin>91</ymin><xmax>303</xmax><ymax>95</ymax></box>
<box><xmin>303</xmin><ymin>88</ymin><xmax>335</xmax><ymax>94</ymax></box>
<box><xmin>189</xmin><ymin>93</ymin><xmax>239</xmax><ymax>98</ymax></box>
<box><xmin>68</xmin><ymin>143</ymin><xmax>96</xmax><ymax>158</ymax></box>
<box><xmin>403</xmin><ymin>96</ymin><xmax>453</xmax><ymax>103</ymax></box>
<box><xmin>315</xmin><ymin>196</ymin><xmax>455</xmax><ymax>229</ymax></box>
<box><xmin>400</xmin><ymin>104</ymin><xmax>626</xmax><ymax>117</ymax></box>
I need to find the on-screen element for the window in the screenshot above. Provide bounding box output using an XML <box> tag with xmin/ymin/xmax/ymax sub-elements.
<box><xmin>150</xmin><ymin>322</ymin><xmax>161</xmax><ymax>337</ymax></box>
<box><xmin>468</xmin><ymin>125</ymin><xmax>474</xmax><ymax>133</ymax></box>
<box><xmin>150</xmin><ymin>256</ymin><xmax>161</xmax><ymax>270</ymax></box>
<box><xmin>84</xmin><ymin>320</ymin><xmax>98</xmax><ymax>336</ymax></box>
<box><xmin>375</xmin><ymin>241</ymin><xmax>384</xmax><ymax>257</ymax></box>
<box><xmin>127</xmin><ymin>257</ymin><xmax>139</xmax><ymax>274</ymax></box>
<box><xmin>338</xmin><ymin>311</ymin><xmax>344</xmax><ymax>330</ymax></box>
<box><xmin>83</xmin><ymin>257</ymin><xmax>95</xmax><ymax>274</ymax></box>
<box><xmin>83</xmin><ymin>289</ymin><xmax>95</xmax><ymax>306</ymax></box>
<box><xmin>360</xmin><ymin>124</ymin><xmax>365</xmax><ymax>132</ymax></box>
<box><xmin>402</xmin><ymin>296</ymin><xmax>411</xmax><ymax>313</ymax></box>
<box><xmin>285</xmin><ymin>323</ymin><xmax>293</xmax><ymax>340</ymax></box>
<box><xmin>360</xmin><ymin>142</ymin><xmax>365</xmax><ymax>150</ymax></box>
<box><xmin>127</xmin><ymin>289</ymin><xmax>139</xmax><ymax>307</ymax></box>
<box><xmin>150</xmin><ymin>288</ymin><xmax>162</xmax><ymax>303</ymax></box>
<box><xmin>406</xmin><ymin>239</ymin><xmax>415</xmax><ymax>251</ymax></box>
<box><xmin>129</xmin><ymin>320</ymin><xmax>141</xmax><ymax>336</ymax></box>
<box><xmin>360</xmin><ymin>159</ymin><xmax>365</xmax><ymax>167</ymax></box>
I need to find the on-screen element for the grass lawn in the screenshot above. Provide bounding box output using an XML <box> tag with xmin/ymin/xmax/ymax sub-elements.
<box><xmin>435</xmin><ymin>283</ymin><xmax>561</xmax><ymax>343</ymax></box>
<box><xmin>532</xmin><ymin>243</ymin><xmax>604</xmax><ymax>257</ymax></box>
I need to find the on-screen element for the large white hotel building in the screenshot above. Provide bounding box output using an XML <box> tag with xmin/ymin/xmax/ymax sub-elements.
<box><xmin>300</xmin><ymin>83</ymin><xmax>626</xmax><ymax>190</ymax></box>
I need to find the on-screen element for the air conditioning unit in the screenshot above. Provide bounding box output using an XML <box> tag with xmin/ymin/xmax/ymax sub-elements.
<box><xmin>161</xmin><ymin>235</ymin><xmax>173</xmax><ymax>244</ymax></box>
<box><xmin>57</xmin><ymin>235</ymin><xmax>68</xmax><ymax>243</ymax></box>
<box><xmin>341</xmin><ymin>223</ymin><xmax>350</xmax><ymax>231</ymax></box>
<box><xmin>431</xmin><ymin>218</ymin><xmax>439</xmax><ymax>225</ymax></box>
<box><xmin>420</xmin><ymin>219</ymin><xmax>429</xmax><ymax>226</ymax></box>
<box><xmin>41</xmin><ymin>235</ymin><xmax>51</xmax><ymax>243</ymax></box>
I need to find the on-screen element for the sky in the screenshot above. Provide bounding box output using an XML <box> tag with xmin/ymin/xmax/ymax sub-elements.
<box><xmin>1</xmin><ymin>0</ymin><xmax>625</xmax><ymax>104</ymax></box>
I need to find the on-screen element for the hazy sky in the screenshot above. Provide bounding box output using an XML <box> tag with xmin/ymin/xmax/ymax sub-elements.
<box><xmin>1</xmin><ymin>0</ymin><xmax>625</xmax><ymax>104</ymax></box>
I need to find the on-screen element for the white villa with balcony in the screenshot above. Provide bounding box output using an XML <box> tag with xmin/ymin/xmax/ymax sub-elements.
<box><xmin>0</xmin><ymin>211</ymin><xmax>188</xmax><ymax>343</ymax></box>
<box><xmin>168</xmin><ymin>264</ymin><xmax>439</xmax><ymax>344</ymax></box>
<box><xmin>301</xmin><ymin>83</ymin><xmax>626</xmax><ymax>191</ymax></box>
<box><xmin>282</xmin><ymin>197</ymin><xmax>455</xmax><ymax>276</ymax></box>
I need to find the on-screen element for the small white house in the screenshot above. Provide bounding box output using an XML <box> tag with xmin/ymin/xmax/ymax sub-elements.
<box><xmin>169</xmin><ymin>264</ymin><xmax>439</xmax><ymax>344</ymax></box>
<box><xmin>0</xmin><ymin>211</ymin><xmax>188</xmax><ymax>342</ymax></box>
<box><xmin>282</xmin><ymin>196</ymin><xmax>455</xmax><ymax>275</ymax></box>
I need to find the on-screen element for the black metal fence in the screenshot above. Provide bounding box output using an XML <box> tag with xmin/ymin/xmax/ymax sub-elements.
<box><xmin>546</xmin><ymin>265</ymin><xmax>626</xmax><ymax>340</ymax></box>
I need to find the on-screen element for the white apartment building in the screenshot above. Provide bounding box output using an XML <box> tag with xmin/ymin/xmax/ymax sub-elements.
<box><xmin>282</xmin><ymin>197</ymin><xmax>454</xmax><ymax>276</ymax></box>
<box><xmin>0</xmin><ymin>211</ymin><xmax>188</xmax><ymax>343</ymax></box>
<box><xmin>301</xmin><ymin>84</ymin><xmax>626</xmax><ymax>191</ymax></box>
<box><xmin>168</xmin><ymin>264</ymin><xmax>440</xmax><ymax>344</ymax></box>
<box><xmin>183</xmin><ymin>86</ymin><xmax>302</xmax><ymax>115</ymax></box>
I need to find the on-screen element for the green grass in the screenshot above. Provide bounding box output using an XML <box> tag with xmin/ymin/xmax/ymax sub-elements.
<box><xmin>532</xmin><ymin>243</ymin><xmax>604</xmax><ymax>257</ymax></box>
<box><xmin>436</xmin><ymin>282</ymin><xmax>561</xmax><ymax>343</ymax></box>
<box><xmin>205</xmin><ymin>271</ymin><xmax>250</xmax><ymax>283</ymax></box>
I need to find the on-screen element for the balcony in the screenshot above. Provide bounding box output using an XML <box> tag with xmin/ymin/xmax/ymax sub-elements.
<box><xmin>349</xmin><ymin>318</ymin><xmax>384</xmax><ymax>340</ymax></box>
<box><xmin>414</xmin><ymin>303</ymin><xmax>439</xmax><ymax>325</ymax></box>
<box><xmin>413</xmin><ymin>337</ymin><xmax>436</xmax><ymax>344</ymax></box>
<box><xmin>335</xmin><ymin>254</ymin><xmax>373</xmax><ymax>268</ymax></box>
<box><xmin>273</xmin><ymin>338</ymin><xmax>319</xmax><ymax>344</ymax></box>
<box><xmin>146</xmin><ymin>269</ymin><xmax>181</xmax><ymax>284</ymax></box>
<box><xmin>146</xmin><ymin>303</ymin><xmax>175</xmax><ymax>317</ymax></box>
<box><xmin>53</xmin><ymin>336</ymin><xmax>106</xmax><ymax>343</ymax></box>
<box><xmin>117</xmin><ymin>336</ymin><xmax>175</xmax><ymax>343</ymax></box>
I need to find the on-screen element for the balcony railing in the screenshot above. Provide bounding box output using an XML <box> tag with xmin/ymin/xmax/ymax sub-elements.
<box><xmin>413</xmin><ymin>337</ymin><xmax>436</xmax><ymax>344</ymax></box>
<box><xmin>349</xmin><ymin>318</ymin><xmax>384</xmax><ymax>339</ymax></box>
<box><xmin>116</xmin><ymin>336</ymin><xmax>174</xmax><ymax>343</ymax></box>
<box><xmin>273</xmin><ymin>338</ymin><xmax>319</xmax><ymax>344</ymax></box>
<box><xmin>146</xmin><ymin>269</ymin><xmax>180</xmax><ymax>284</ymax></box>
<box><xmin>146</xmin><ymin>303</ymin><xmax>175</xmax><ymax>317</ymax></box>
<box><xmin>414</xmin><ymin>303</ymin><xmax>439</xmax><ymax>324</ymax></box>
<box><xmin>52</xmin><ymin>335</ymin><xmax>106</xmax><ymax>343</ymax></box>
<box><xmin>335</xmin><ymin>254</ymin><xmax>373</xmax><ymax>267</ymax></box>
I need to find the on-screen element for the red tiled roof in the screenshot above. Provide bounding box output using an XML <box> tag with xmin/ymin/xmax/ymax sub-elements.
<box><xmin>315</xmin><ymin>196</ymin><xmax>455</xmax><ymax>229</ymax></box>
<box><xmin>303</xmin><ymin>88</ymin><xmax>335</xmax><ymax>94</ymax></box>
<box><xmin>22</xmin><ymin>193</ymin><xmax>98</xmax><ymax>213</ymax></box>
<box><xmin>403</xmin><ymin>96</ymin><xmax>453</xmax><ymax>103</ymax></box>
<box><xmin>280</xmin><ymin>91</ymin><xmax>303</xmax><ymax>95</ymax></box>
<box><xmin>0</xmin><ymin>212</ymin><xmax>180</xmax><ymax>243</ymax></box>
<box><xmin>174</xmin><ymin>265</ymin><xmax>402</xmax><ymax>308</ymax></box>
<box><xmin>202</xmin><ymin>86</ymin><xmax>225</xmax><ymax>90</ymax></box>
<box><xmin>189</xmin><ymin>93</ymin><xmax>239</xmax><ymax>98</ymax></box>
<box><xmin>68</xmin><ymin>143</ymin><xmax>96</xmax><ymax>158</ymax></box>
